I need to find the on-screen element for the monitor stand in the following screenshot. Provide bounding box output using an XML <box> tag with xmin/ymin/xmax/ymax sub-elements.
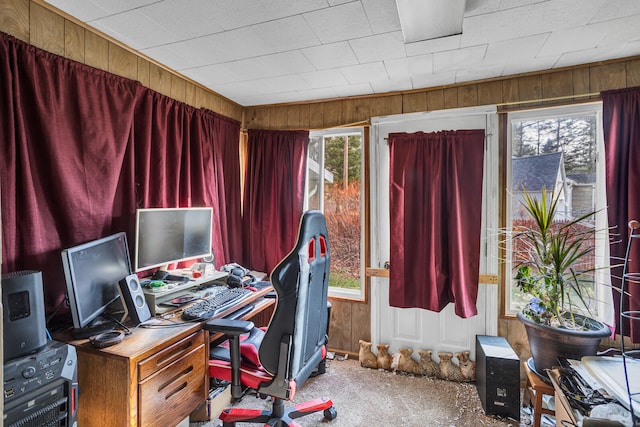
<box><xmin>71</xmin><ymin>318</ymin><xmax>116</xmax><ymax>340</ymax></box>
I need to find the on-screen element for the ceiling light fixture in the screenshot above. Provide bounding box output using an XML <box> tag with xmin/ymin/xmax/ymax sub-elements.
<box><xmin>395</xmin><ymin>0</ymin><xmax>467</xmax><ymax>43</ymax></box>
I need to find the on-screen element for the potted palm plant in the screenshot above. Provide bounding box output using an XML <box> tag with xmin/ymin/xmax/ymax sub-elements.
<box><xmin>512</xmin><ymin>187</ymin><xmax>611</xmax><ymax>376</ymax></box>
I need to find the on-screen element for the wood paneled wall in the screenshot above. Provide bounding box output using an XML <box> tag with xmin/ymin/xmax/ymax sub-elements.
<box><xmin>0</xmin><ymin>0</ymin><xmax>243</xmax><ymax>121</ymax></box>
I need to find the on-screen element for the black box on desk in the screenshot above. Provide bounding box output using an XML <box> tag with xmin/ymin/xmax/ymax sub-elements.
<box><xmin>475</xmin><ymin>335</ymin><xmax>520</xmax><ymax>420</ymax></box>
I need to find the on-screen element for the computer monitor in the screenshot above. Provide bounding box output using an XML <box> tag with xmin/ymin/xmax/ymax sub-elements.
<box><xmin>61</xmin><ymin>232</ymin><xmax>132</xmax><ymax>330</ymax></box>
<box><xmin>134</xmin><ymin>207</ymin><xmax>213</xmax><ymax>273</ymax></box>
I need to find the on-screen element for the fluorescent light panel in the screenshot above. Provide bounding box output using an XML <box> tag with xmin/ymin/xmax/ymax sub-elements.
<box><xmin>396</xmin><ymin>0</ymin><xmax>467</xmax><ymax>43</ymax></box>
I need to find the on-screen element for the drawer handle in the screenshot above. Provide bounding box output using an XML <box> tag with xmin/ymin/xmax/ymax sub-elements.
<box><xmin>164</xmin><ymin>381</ymin><xmax>188</xmax><ymax>400</ymax></box>
<box><xmin>158</xmin><ymin>365</ymin><xmax>194</xmax><ymax>394</ymax></box>
<box><xmin>156</xmin><ymin>341</ymin><xmax>194</xmax><ymax>366</ymax></box>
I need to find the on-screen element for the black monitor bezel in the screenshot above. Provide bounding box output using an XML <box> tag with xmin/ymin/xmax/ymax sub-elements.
<box><xmin>61</xmin><ymin>232</ymin><xmax>132</xmax><ymax>329</ymax></box>
<box><xmin>133</xmin><ymin>207</ymin><xmax>213</xmax><ymax>273</ymax></box>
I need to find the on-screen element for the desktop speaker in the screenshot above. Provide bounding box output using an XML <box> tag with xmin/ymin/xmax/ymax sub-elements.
<box><xmin>1</xmin><ymin>270</ymin><xmax>48</xmax><ymax>361</ymax></box>
<box><xmin>118</xmin><ymin>274</ymin><xmax>152</xmax><ymax>325</ymax></box>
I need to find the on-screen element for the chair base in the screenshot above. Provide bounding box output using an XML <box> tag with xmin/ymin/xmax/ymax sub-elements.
<box><xmin>220</xmin><ymin>397</ymin><xmax>336</xmax><ymax>427</ymax></box>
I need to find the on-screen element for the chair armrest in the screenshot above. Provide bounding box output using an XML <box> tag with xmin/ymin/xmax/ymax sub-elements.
<box><xmin>204</xmin><ymin>318</ymin><xmax>254</xmax><ymax>336</ymax></box>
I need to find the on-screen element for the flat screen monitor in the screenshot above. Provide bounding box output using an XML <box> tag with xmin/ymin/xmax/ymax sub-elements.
<box><xmin>61</xmin><ymin>232</ymin><xmax>132</xmax><ymax>329</ymax></box>
<box><xmin>134</xmin><ymin>207</ymin><xmax>213</xmax><ymax>272</ymax></box>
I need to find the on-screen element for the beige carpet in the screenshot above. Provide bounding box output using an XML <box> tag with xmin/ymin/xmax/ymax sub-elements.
<box><xmin>190</xmin><ymin>356</ymin><xmax>527</xmax><ymax>427</ymax></box>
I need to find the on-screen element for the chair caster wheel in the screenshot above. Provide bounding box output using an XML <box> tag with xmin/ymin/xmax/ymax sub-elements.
<box><xmin>324</xmin><ymin>406</ymin><xmax>337</xmax><ymax>421</ymax></box>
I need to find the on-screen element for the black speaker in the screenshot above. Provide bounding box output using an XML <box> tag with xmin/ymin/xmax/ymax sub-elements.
<box><xmin>1</xmin><ymin>270</ymin><xmax>48</xmax><ymax>361</ymax></box>
<box><xmin>118</xmin><ymin>274</ymin><xmax>151</xmax><ymax>325</ymax></box>
<box><xmin>475</xmin><ymin>335</ymin><xmax>520</xmax><ymax>420</ymax></box>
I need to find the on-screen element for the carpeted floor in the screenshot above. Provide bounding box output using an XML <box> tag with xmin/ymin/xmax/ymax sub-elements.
<box><xmin>190</xmin><ymin>356</ymin><xmax>536</xmax><ymax>427</ymax></box>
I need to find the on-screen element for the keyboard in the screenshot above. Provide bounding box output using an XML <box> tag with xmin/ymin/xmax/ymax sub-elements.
<box><xmin>181</xmin><ymin>287</ymin><xmax>253</xmax><ymax>321</ymax></box>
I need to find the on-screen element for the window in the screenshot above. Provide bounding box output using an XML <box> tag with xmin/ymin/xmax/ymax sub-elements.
<box><xmin>506</xmin><ymin>103</ymin><xmax>611</xmax><ymax>319</ymax></box>
<box><xmin>306</xmin><ymin>128</ymin><xmax>364</xmax><ymax>300</ymax></box>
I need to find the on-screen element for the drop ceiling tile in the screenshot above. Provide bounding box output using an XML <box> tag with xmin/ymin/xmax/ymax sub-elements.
<box><xmin>455</xmin><ymin>62</ymin><xmax>505</xmax><ymax>83</ymax></box>
<box><xmin>191</xmin><ymin>0</ymin><xmax>328</xmax><ymax>30</ymax></box>
<box><xmin>293</xmin><ymin>87</ymin><xmax>341</xmax><ymax>101</ymax></box>
<box><xmin>300</xmin><ymin>69</ymin><xmax>349</xmax><ymax>89</ymax></box>
<box><xmin>89</xmin><ymin>0</ymin><xmax>159</xmax><ymax>15</ymax></box>
<box><xmin>499</xmin><ymin>0</ymin><xmax>548</xmax><ymax>10</ymax></box>
<box><xmin>519</xmin><ymin>0</ymin><xmax>606</xmax><ymax>36</ymax></box>
<box><xmin>502</xmin><ymin>54</ymin><xmax>558</xmax><ymax>75</ymax></box>
<box><xmin>302</xmin><ymin>42</ymin><xmax>359</xmax><ymax>70</ymax></box>
<box><xmin>384</xmin><ymin>55</ymin><xmax>433</xmax><ymax>80</ymax></box>
<box><xmin>91</xmin><ymin>11</ymin><xmax>180</xmax><ymax>50</ymax></box>
<box><xmin>484</xmin><ymin>33</ymin><xmax>549</xmax><ymax>64</ymax></box>
<box><xmin>361</xmin><ymin>0</ymin><xmax>402</xmax><ymax>34</ymax></box>
<box><xmin>334</xmin><ymin>83</ymin><xmax>375</xmax><ymax>97</ymax></box>
<box><xmin>405</xmin><ymin>35</ymin><xmax>461</xmax><ymax>56</ymax></box>
<box><xmin>537</xmin><ymin>24</ymin><xmax>607</xmax><ymax>57</ymax></box>
<box><xmin>599</xmin><ymin>14</ymin><xmax>640</xmax><ymax>45</ymax></box>
<box><xmin>251</xmin><ymin>15</ymin><xmax>321</xmax><ymax>53</ymax></box>
<box><xmin>411</xmin><ymin>71</ymin><xmax>457</xmax><ymax>89</ymax></box>
<box><xmin>370</xmin><ymin>78</ymin><xmax>412</xmax><ymax>93</ymax></box>
<box><xmin>349</xmin><ymin>31</ymin><xmax>406</xmax><ymax>63</ymax></box>
<box><xmin>45</xmin><ymin>0</ymin><xmax>111</xmax><ymax>21</ymax></box>
<box><xmin>138</xmin><ymin>0</ymin><xmax>225</xmax><ymax>41</ymax></box>
<box><xmin>181</xmin><ymin>64</ymin><xmax>240</xmax><ymax>86</ymax></box>
<box><xmin>184</xmin><ymin>51</ymin><xmax>315</xmax><ymax>86</ymax></box>
<box><xmin>340</xmin><ymin>62</ymin><xmax>388</xmax><ymax>84</ymax></box>
<box><xmin>462</xmin><ymin>4</ymin><xmax>536</xmax><ymax>45</ymax></box>
<box><xmin>303</xmin><ymin>2</ymin><xmax>373</xmax><ymax>44</ymax></box>
<box><xmin>591</xmin><ymin>0</ymin><xmax>640</xmax><ymax>23</ymax></box>
<box><xmin>433</xmin><ymin>44</ymin><xmax>487</xmax><ymax>73</ymax></box>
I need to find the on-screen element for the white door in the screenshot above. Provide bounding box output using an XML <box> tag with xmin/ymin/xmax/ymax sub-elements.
<box><xmin>370</xmin><ymin>106</ymin><xmax>498</xmax><ymax>360</ymax></box>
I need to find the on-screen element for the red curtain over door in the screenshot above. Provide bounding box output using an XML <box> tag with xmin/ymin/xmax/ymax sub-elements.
<box><xmin>388</xmin><ymin>130</ymin><xmax>485</xmax><ymax>318</ymax></box>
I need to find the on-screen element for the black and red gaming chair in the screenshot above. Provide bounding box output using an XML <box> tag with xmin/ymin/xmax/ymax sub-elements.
<box><xmin>203</xmin><ymin>210</ymin><xmax>337</xmax><ymax>426</ymax></box>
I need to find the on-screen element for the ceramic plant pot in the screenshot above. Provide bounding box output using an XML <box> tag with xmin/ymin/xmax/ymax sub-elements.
<box><xmin>517</xmin><ymin>311</ymin><xmax>611</xmax><ymax>377</ymax></box>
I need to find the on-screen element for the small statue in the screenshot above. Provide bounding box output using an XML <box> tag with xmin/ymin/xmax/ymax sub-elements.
<box><xmin>417</xmin><ymin>349</ymin><xmax>440</xmax><ymax>378</ymax></box>
<box><xmin>391</xmin><ymin>347</ymin><xmax>422</xmax><ymax>375</ymax></box>
<box><xmin>455</xmin><ymin>350</ymin><xmax>476</xmax><ymax>382</ymax></box>
<box><xmin>376</xmin><ymin>344</ymin><xmax>394</xmax><ymax>371</ymax></box>
<box><xmin>438</xmin><ymin>352</ymin><xmax>464</xmax><ymax>381</ymax></box>
<box><xmin>358</xmin><ymin>340</ymin><xmax>378</xmax><ymax>369</ymax></box>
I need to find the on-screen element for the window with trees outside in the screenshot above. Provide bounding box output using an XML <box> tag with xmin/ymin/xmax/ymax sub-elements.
<box><xmin>506</xmin><ymin>103</ymin><xmax>610</xmax><ymax>317</ymax></box>
<box><xmin>306</xmin><ymin>128</ymin><xmax>364</xmax><ymax>300</ymax></box>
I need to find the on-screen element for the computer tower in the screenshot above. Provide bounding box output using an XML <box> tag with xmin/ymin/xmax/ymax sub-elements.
<box><xmin>3</xmin><ymin>340</ymin><xmax>79</xmax><ymax>427</ymax></box>
<box><xmin>475</xmin><ymin>335</ymin><xmax>520</xmax><ymax>420</ymax></box>
<box><xmin>1</xmin><ymin>270</ymin><xmax>48</xmax><ymax>361</ymax></box>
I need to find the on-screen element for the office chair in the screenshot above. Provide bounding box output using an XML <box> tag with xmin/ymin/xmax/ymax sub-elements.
<box><xmin>204</xmin><ymin>210</ymin><xmax>337</xmax><ymax>426</ymax></box>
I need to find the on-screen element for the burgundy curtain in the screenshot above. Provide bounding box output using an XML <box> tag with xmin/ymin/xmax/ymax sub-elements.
<box><xmin>0</xmin><ymin>33</ymin><xmax>142</xmax><ymax>313</ymax></box>
<box><xmin>242</xmin><ymin>129</ymin><xmax>309</xmax><ymax>274</ymax></box>
<box><xmin>602</xmin><ymin>86</ymin><xmax>640</xmax><ymax>343</ymax></box>
<box><xmin>388</xmin><ymin>130</ymin><xmax>485</xmax><ymax>318</ymax></box>
<box><xmin>133</xmin><ymin>92</ymin><xmax>242</xmax><ymax>267</ymax></box>
<box><xmin>0</xmin><ymin>32</ymin><xmax>242</xmax><ymax>318</ymax></box>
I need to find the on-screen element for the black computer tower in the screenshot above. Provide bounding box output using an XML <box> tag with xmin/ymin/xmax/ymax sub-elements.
<box><xmin>475</xmin><ymin>335</ymin><xmax>520</xmax><ymax>420</ymax></box>
<box><xmin>3</xmin><ymin>340</ymin><xmax>79</xmax><ymax>427</ymax></box>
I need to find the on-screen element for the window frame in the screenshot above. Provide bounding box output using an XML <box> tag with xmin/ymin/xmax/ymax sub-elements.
<box><xmin>306</xmin><ymin>127</ymin><xmax>366</xmax><ymax>301</ymax></box>
<box><xmin>504</xmin><ymin>102</ymin><xmax>611</xmax><ymax>321</ymax></box>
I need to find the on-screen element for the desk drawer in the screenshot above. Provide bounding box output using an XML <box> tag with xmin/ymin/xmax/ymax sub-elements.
<box><xmin>138</xmin><ymin>330</ymin><xmax>204</xmax><ymax>381</ymax></box>
<box><xmin>139</xmin><ymin>342</ymin><xmax>206</xmax><ymax>427</ymax></box>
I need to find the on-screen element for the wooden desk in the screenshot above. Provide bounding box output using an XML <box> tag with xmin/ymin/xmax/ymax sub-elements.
<box><xmin>60</xmin><ymin>286</ymin><xmax>274</xmax><ymax>427</ymax></box>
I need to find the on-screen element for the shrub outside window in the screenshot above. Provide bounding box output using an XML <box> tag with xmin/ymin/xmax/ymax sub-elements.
<box><xmin>306</xmin><ymin>128</ymin><xmax>364</xmax><ymax>300</ymax></box>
